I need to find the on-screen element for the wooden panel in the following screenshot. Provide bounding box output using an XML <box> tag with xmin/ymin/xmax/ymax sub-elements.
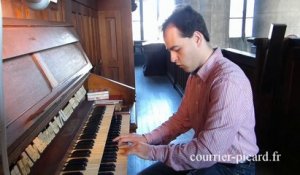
<box><xmin>2</xmin><ymin>0</ymin><xmax>65</xmax><ymax>21</ymax></box>
<box><xmin>39</xmin><ymin>44</ymin><xmax>88</xmax><ymax>84</ymax></box>
<box><xmin>74</xmin><ymin>0</ymin><xmax>97</xmax><ymax>10</ymax></box>
<box><xmin>47</xmin><ymin>1</ymin><xmax>65</xmax><ymax>22</ymax></box>
<box><xmin>86</xmin><ymin>74</ymin><xmax>135</xmax><ymax>106</ymax></box>
<box><xmin>3</xmin><ymin>55</ymin><xmax>51</xmax><ymax>125</ymax></box>
<box><xmin>98</xmin><ymin>11</ymin><xmax>124</xmax><ymax>83</ymax></box>
<box><xmin>2</xmin><ymin>0</ymin><xmax>25</xmax><ymax>18</ymax></box>
<box><xmin>106</xmin><ymin>18</ymin><xmax>118</xmax><ymax>64</ymax></box>
<box><xmin>97</xmin><ymin>0</ymin><xmax>135</xmax><ymax>87</ymax></box>
<box><xmin>71</xmin><ymin>1</ymin><xmax>102</xmax><ymax>74</ymax></box>
<box><xmin>3</xmin><ymin>22</ymin><xmax>78</xmax><ymax>59</ymax></box>
<box><xmin>260</xmin><ymin>24</ymin><xmax>286</xmax><ymax>93</ymax></box>
<box><xmin>2</xmin><ymin>0</ymin><xmax>101</xmax><ymax>74</ymax></box>
<box><xmin>1</xmin><ymin>0</ymin><xmax>103</xmax><ymax>77</ymax></box>
<box><xmin>3</xmin><ymin>17</ymin><xmax>68</xmax><ymax>26</ymax></box>
<box><xmin>109</xmin><ymin>67</ymin><xmax>120</xmax><ymax>82</ymax></box>
<box><xmin>23</xmin><ymin>5</ymin><xmax>49</xmax><ymax>20</ymax></box>
<box><xmin>98</xmin><ymin>0</ymin><xmax>135</xmax><ymax>86</ymax></box>
<box><xmin>286</xmin><ymin>50</ymin><xmax>300</xmax><ymax>116</ymax></box>
<box><xmin>83</xmin><ymin>15</ymin><xmax>91</xmax><ymax>58</ymax></box>
<box><xmin>97</xmin><ymin>0</ymin><xmax>130</xmax><ymax>10</ymax></box>
<box><xmin>247</xmin><ymin>38</ymin><xmax>269</xmax><ymax>94</ymax></box>
<box><xmin>282</xmin><ymin>40</ymin><xmax>300</xmax><ymax>117</ymax></box>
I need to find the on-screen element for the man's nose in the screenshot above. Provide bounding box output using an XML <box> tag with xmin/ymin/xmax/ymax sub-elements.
<box><xmin>170</xmin><ymin>52</ymin><xmax>178</xmax><ymax>63</ymax></box>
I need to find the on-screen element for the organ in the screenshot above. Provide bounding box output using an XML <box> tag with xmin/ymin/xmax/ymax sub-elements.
<box><xmin>1</xmin><ymin>18</ymin><xmax>135</xmax><ymax>175</ymax></box>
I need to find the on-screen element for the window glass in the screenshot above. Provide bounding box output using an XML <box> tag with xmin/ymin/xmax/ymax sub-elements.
<box><xmin>245</xmin><ymin>18</ymin><xmax>253</xmax><ymax>37</ymax></box>
<box><xmin>142</xmin><ymin>0</ymin><xmax>175</xmax><ymax>41</ymax></box>
<box><xmin>230</xmin><ymin>0</ymin><xmax>244</xmax><ymax>17</ymax></box>
<box><xmin>229</xmin><ymin>0</ymin><xmax>255</xmax><ymax>38</ymax></box>
<box><xmin>132</xmin><ymin>22</ymin><xmax>141</xmax><ymax>40</ymax></box>
<box><xmin>143</xmin><ymin>0</ymin><xmax>159</xmax><ymax>41</ymax></box>
<box><xmin>132</xmin><ymin>1</ymin><xmax>140</xmax><ymax>21</ymax></box>
<box><xmin>229</xmin><ymin>19</ymin><xmax>243</xmax><ymax>38</ymax></box>
<box><xmin>246</xmin><ymin>0</ymin><xmax>255</xmax><ymax>17</ymax></box>
<box><xmin>132</xmin><ymin>0</ymin><xmax>141</xmax><ymax>41</ymax></box>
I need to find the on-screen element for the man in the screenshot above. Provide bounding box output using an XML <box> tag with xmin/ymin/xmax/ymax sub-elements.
<box><xmin>114</xmin><ymin>5</ymin><xmax>258</xmax><ymax>175</ymax></box>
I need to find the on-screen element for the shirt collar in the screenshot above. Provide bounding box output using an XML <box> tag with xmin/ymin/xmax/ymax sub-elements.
<box><xmin>193</xmin><ymin>47</ymin><xmax>223</xmax><ymax>81</ymax></box>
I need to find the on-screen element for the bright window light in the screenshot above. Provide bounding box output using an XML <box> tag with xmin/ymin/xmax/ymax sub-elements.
<box><xmin>229</xmin><ymin>0</ymin><xmax>255</xmax><ymax>38</ymax></box>
<box><xmin>229</xmin><ymin>19</ymin><xmax>243</xmax><ymax>37</ymax></box>
<box><xmin>131</xmin><ymin>0</ymin><xmax>175</xmax><ymax>41</ymax></box>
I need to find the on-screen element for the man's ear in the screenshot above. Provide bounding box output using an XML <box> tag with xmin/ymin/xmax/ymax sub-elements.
<box><xmin>193</xmin><ymin>31</ymin><xmax>203</xmax><ymax>46</ymax></box>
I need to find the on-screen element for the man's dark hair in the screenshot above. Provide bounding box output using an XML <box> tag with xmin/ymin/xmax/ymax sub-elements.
<box><xmin>162</xmin><ymin>5</ymin><xmax>210</xmax><ymax>42</ymax></box>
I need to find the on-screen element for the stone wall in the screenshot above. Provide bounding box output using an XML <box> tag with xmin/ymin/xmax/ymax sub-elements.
<box><xmin>253</xmin><ymin>0</ymin><xmax>300</xmax><ymax>37</ymax></box>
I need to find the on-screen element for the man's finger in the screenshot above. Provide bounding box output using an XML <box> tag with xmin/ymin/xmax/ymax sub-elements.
<box><xmin>113</xmin><ymin>133</ymin><xmax>133</xmax><ymax>142</ymax></box>
<box><xmin>113</xmin><ymin>135</ymin><xmax>130</xmax><ymax>142</ymax></box>
<box><xmin>116</xmin><ymin>137</ymin><xmax>134</xmax><ymax>145</ymax></box>
<box><xmin>118</xmin><ymin>142</ymin><xmax>135</xmax><ymax>155</ymax></box>
<box><xmin>113</xmin><ymin>136</ymin><xmax>121</xmax><ymax>142</ymax></box>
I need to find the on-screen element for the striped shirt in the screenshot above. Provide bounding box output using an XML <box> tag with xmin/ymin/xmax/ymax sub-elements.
<box><xmin>144</xmin><ymin>48</ymin><xmax>259</xmax><ymax>171</ymax></box>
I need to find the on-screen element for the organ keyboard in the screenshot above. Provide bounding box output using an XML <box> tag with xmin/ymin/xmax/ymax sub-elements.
<box><xmin>62</xmin><ymin>104</ymin><xmax>130</xmax><ymax>175</ymax></box>
<box><xmin>1</xmin><ymin>18</ymin><xmax>135</xmax><ymax>175</ymax></box>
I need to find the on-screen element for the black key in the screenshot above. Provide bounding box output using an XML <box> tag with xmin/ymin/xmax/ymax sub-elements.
<box><xmin>75</xmin><ymin>143</ymin><xmax>93</xmax><ymax>149</ymax></box>
<box><xmin>101</xmin><ymin>157</ymin><xmax>116</xmax><ymax>163</ymax></box>
<box><xmin>103</xmin><ymin>147</ymin><xmax>118</xmax><ymax>152</ymax></box>
<box><xmin>99</xmin><ymin>163</ymin><xmax>116</xmax><ymax>171</ymax></box>
<box><xmin>92</xmin><ymin>106</ymin><xmax>106</xmax><ymax>115</ymax></box>
<box><xmin>83</xmin><ymin>123</ymin><xmax>99</xmax><ymax>130</ymax></box>
<box><xmin>67</xmin><ymin>158</ymin><xmax>88</xmax><ymax>165</ymax></box>
<box><xmin>98</xmin><ymin>172</ymin><xmax>114</xmax><ymax>175</ymax></box>
<box><xmin>71</xmin><ymin>150</ymin><xmax>91</xmax><ymax>158</ymax></box>
<box><xmin>63</xmin><ymin>172</ymin><xmax>83</xmax><ymax>175</ymax></box>
<box><xmin>105</xmin><ymin>141</ymin><xmax>117</xmax><ymax>145</ymax></box>
<box><xmin>103</xmin><ymin>151</ymin><xmax>117</xmax><ymax>156</ymax></box>
<box><xmin>77</xmin><ymin>140</ymin><xmax>94</xmax><ymax>144</ymax></box>
<box><xmin>102</xmin><ymin>155</ymin><xmax>117</xmax><ymax>160</ymax></box>
<box><xmin>100</xmin><ymin>163</ymin><xmax>116</xmax><ymax>168</ymax></box>
<box><xmin>80</xmin><ymin>133</ymin><xmax>96</xmax><ymax>140</ymax></box>
<box><xmin>64</xmin><ymin>158</ymin><xmax>87</xmax><ymax>171</ymax></box>
<box><xmin>63</xmin><ymin>164</ymin><xmax>85</xmax><ymax>171</ymax></box>
<box><xmin>75</xmin><ymin>140</ymin><xmax>94</xmax><ymax>149</ymax></box>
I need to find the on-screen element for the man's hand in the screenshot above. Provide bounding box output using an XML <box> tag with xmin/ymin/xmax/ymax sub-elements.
<box><xmin>113</xmin><ymin>133</ymin><xmax>147</xmax><ymax>145</ymax></box>
<box><xmin>118</xmin><ymin>141</ymin><xmax>152</xmax><ymax>160</ymax></box>
<box><xmin>113</xmin><ymin>133</ymin><xmax>151</xmax><ymax>160</ymax></box>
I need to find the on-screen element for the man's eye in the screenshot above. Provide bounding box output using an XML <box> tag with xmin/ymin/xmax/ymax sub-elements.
<box><xmin>174</xmin><ymin>48</ymin><xmax>181</xmax><ymax>52</ymax></box>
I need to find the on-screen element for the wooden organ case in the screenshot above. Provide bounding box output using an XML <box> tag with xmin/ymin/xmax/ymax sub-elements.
<box><xmin>1</xmin><ymin>18</ymin><xmax>135</xmax><ymax>175</ymax></box>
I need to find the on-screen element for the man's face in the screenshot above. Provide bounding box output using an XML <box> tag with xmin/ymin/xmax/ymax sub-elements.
<box><xmin>163</xmin><ymin>25</ymin><xmax>200</xmax><ymax>73</ymax></box>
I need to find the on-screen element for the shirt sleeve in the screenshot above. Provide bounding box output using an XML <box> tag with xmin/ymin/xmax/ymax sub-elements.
<box><xmin>146</xmin><ymin>77</ymin><xmax>251</xmax><ymax>171</ymax></box>
<box><xmin>143</xmin><ymin>76</ymin><xmax>193</xmax><ymax>145</ymax></box>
